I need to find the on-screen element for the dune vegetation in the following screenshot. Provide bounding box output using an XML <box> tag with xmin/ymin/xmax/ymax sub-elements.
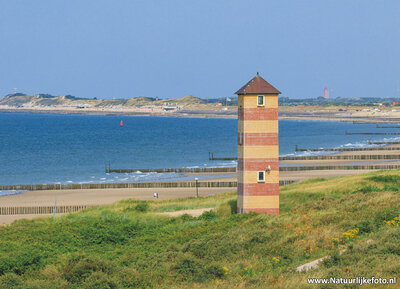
<box><xmin>1</xmin><ymin>170</ymin><xmax>399</xmax><ymax>288</ymax></box>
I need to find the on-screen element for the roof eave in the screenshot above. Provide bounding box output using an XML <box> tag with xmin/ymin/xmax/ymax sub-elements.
<box><xmin>235</xmin><ymin>91</ymin><xmax>282</xmax><ymax>95</ymax></box>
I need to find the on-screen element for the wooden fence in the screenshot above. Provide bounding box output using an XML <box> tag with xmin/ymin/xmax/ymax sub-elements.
<box><xmin>0</xmin><ymin>180</ymin><xmax>298</xmax><ymax>192</ymax></box>
<box><xmin>0</xmin><ymin>205</ymin><xmax>92</xmax><ymax>215</ymax></box>
<box><xmin>0</xmin><ymin>181</ymin><xmax>234</xmax><ymax>191</ymax></box>
<box><xmin>0</xmin><ymin>181</ymin><xmax>298</xmax><ymax>216</ymax></box>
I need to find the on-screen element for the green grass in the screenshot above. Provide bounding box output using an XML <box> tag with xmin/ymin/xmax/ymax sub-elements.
<box><xmin>1</xmin><ymin>171</ymin><xmax>400</xmax><ymax>288</ymax></box>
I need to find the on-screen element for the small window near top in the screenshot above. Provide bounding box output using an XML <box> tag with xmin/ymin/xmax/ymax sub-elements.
<box><xmin>239</xmin><ymin>132</ymin><xmax>243</xmax><ymax>145</ymax></box>
<box><xmin>257</xmin><ymin>171</ymin><xmax>265</xmax><ymax>182</ymax></box>
<box><xmin>257</xmin><ymin>95</ymin><xmax>264</xmax><ymax>106</ymax></box>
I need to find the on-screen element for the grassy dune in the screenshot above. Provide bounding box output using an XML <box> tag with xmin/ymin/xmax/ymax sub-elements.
<box><xmin>1</xmin><ymin>171</ymin><xmax>400</xmax><ymax>288</ymax></box>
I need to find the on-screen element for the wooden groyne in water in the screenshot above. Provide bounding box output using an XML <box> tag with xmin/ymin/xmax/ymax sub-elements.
<box><xmin>295</xmin><ymin>145</ymin><xmax>400</xmax><ymax>152</ymax></box>
<box><xmin>345</xmin><ymin>130</ymin><xmax>400</xmax><ymax>135</ymax></box>
<box><xmin>376</xmin><ymin>124</ymin><xmax>400</xmax><ymax>128</ymax></box>
<box><xmin>207</xmin><ymin>153</ymin><xmax>400</xmax><ymax>161</ymax></box>
<box><xmin>368</xmin><ymin>141</ymin><xmax>400</xmax><ymax>145</ymax></box>
<box><xmin>108</xmin><ymin>167</ymin><xmax>237</xmax><ymax>173</ymax></box>
<box><xmin>107</xmin><ymin>162</ymin><xmax>400</xmax><ymax>174</ymax></box>
<box><xmin>208</xmin><ymin>152</ymin><xmax>236</xmax><ymax>161</ymax></box>
<box><xmin>280</xmin><ymin>164</ymin><xmax>400</xmax><ymax>171</ymax></box>
<box><xmin>280</xmin><ymin>154</ymin><xmax>400</xmax><ymax>161</ymax></box>
<box><xmin>0</xmin><ymin>205</ymin><xmax>92</xmax><ymax>215</ymax></box>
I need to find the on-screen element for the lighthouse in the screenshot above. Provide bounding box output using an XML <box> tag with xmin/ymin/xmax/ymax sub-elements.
<box><xmin>235</xmin><ymin>73</ymin><xmax>281</xmax><ymax>214</ymax></box>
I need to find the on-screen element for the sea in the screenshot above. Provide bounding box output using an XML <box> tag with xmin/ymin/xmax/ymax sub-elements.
<box><xmin>1</xmin><ymin>112</ymin><xmax>399</xmax><ymax>194</ymax></box>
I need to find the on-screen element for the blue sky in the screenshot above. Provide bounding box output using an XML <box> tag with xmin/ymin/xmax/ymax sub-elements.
<box><xmin>0</xmin><ymin>0</ymin><xmax>399</xmax><ymax>99</ymax></box>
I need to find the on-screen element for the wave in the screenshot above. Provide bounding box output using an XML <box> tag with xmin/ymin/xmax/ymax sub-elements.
<box><xmin>49</xmin><ymin>171</ymin><xmax>237</xmax><ymax>185</ymax></box>
<box><xmin>0</xmin><ymin>190</ymin><xmax>26</xmax><ymax>197</ymax></box>
<box><xmin>280</xmin><ymin>139</ymin><xmax>384</xmax><ymax>157</ymax></box>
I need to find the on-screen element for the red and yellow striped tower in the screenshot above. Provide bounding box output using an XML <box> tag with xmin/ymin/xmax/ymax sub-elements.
<box><xmin>235</xmin><ymin>73</ymin><xmax>281</xmax><ymax>214</ymax></box>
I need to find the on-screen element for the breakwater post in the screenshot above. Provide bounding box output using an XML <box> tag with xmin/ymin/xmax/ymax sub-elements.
<box><xmin>195</xmin><ymin>178</ymin><xmax>199</xmax><ymax>198</ymax></box>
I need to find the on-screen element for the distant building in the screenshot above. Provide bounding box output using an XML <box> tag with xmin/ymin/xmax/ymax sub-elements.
<box><xmin>323</xmin><ymin>86</ymin><xmax>329</xmax><ymax>99</ymax></box>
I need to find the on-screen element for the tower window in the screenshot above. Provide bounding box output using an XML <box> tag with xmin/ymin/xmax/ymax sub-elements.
<box><xmin>257</xmin><ymin>95</ymin><xmax>264</xmax><ymax>106</ymax></box>
<box><xmin>239</xmin><ymin>132</ymin><xmax>243</xmax><ymax>145</ymax></box>
<box><xmin>257</xmin><ymin>171</ymin><xmax>265</xmax><ymax>182</ymax></box>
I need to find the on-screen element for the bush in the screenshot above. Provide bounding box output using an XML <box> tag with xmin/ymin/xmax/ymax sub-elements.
<box><xmin>302</xmin><ymin>177</ymin><xmax>327</xmax><ymax>184</ymax></box>
<box><xmin>203</xmin><ymin>263</ymin><xmax>225</xmax><ymax>280</ymax></box>
<box><xmin>382</xmin><ymin>242</ymin><xmax>400</xmax><ymax>255</ymax></box>
<box><xmin>175</xmin><ymin>256</ymin><xmax>202</xmax><ymax>280</ymax></box>
<box><xmin>198</xmin><ymin>210</ymin><xmax>218</xmax><ymax>221</ymax></box>
<box><xmin>216</xmin><ymin>203</ymin><xmax>231</xmax><ymax>217</ymax></box>
<box><xmin>81</xmin><ymin>272</ymin><xmax>119</xmax><ymax>289</ymax></box>
<box><xmin>228</xmin><ymin>199</ymin><xmax>237</xmax><ymax>214</ymax></box>
<box><xmin>369</xmin><ymin>175</ymin><xmax>400</xmax><ymax>183</ymax></box>
<box><xmin>134</xmin><ymin>202</ymin><xmax>149</xmax><ymax>212</ymax></box>
<box><xmin>123</xmin><ymin>202</ymin><xmax>149</xmax><ymax>213</ymax></box>
<box><xmin>179</xmin><ymin>214</ymin><xmax>195</xmax><ymax>221</ymax></box>
<box><xmin>354</xmin><ymin>185</ymin><xmax>381</xmax><ymax>194</ymax></box>
<box><xmin>355</xmin><ymin>220</ymin><xmax>373</xmax><ymax>234</ymax></box>
<box><xmin>183</xmin><ymin>240</ymin><xmax>208</xmax><ymax>258</ymax></box>
<box><xmin>0</xmin><ymin>273</ymin><xmax>23</xmax><ymax>289</ymax></box>
<box><xmin>175</xmin><ymin>256</ymin><xmax>224</xmax><ymax>282</ymax></box>
<box><xmin>374</xmin><ymin>208</ymin><xmax>399</xmax><ymax>228</ymax></box>
<box><xmin>61</xmin><ymin>255</ymin><xmax>114</xmax><ymax>284</ymax></box>
<box><xmin>384</xmin><ymin>184</ymin><xmax>399</xmax><ymax>192</ymax></box>
<box><xmin>322</xmin><ymin>252</ymin><xmax>341</xmax><ymax>268</ymax></box>
<box><xmin>0</xmin><ymin>249</ymin><xmax>45</xmax><ymax>275</ymax></box>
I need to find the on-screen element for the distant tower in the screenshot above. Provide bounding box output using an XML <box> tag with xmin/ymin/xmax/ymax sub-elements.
<box><xmin>235</xmin><ymin>73</ymin><xmax>281</xmax><ymax>214</ymax></box>
<box><xmin>14</xmin><ymin>88</ymin><xmax>17</xmax><ymax>94</ymax></box>
<box><xmin>323</xmin><ymin>86</ymin><xmax>329</xmax><ymax>99</ymax></box>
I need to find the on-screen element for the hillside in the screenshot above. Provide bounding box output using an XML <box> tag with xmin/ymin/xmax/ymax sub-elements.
<box><xmin>0</xmin><ymin>171</ymin><xmax>399</xmax><ymax>288</ymax></box>
<box><xmin>0</xmin><ymin>94</ymin><xmax>210</xmax><ymax>108</ymax></box>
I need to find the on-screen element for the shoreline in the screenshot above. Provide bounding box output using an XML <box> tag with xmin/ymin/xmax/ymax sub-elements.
<box><xmin>3</xmin><ymin>107</ymin><xmax>400</xmax><ymax>123</ymax></box>
<box><xmin>0</xmin><ymin>107</ymin><xmax>237</xmax><ymax>119</ymax></box>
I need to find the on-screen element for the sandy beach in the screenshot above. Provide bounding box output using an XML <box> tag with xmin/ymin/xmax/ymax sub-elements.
<box><xmin>0</xmin><ymin>186</ymin><xmax>233</xmax><ymax>225</ymax></box>
<box><xmin>3</xmin><ymin>145</ymin><xmax>400</xmax><ymax>225</ymax></box>
<box><xmin>3</xmin><ymin>105</ymin><xmax>400</xmax><ymax>123</ymax></box>
<box><xmin>0</xmin><ymin>165</ymin><xmax>390</xmax><ymax>226</ymax></box>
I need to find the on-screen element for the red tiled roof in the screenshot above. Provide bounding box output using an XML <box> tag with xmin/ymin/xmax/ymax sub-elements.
<box><xmin>235</xmin><ymin>73</ymin><xmax>281</xmax><ymax>95</ymax></box>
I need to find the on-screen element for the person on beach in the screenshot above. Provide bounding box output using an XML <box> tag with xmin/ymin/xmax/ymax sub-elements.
<box><xmin>153</xmin><ymin>192</ymin><xmax>157</xmax><ymax>200</ymax></box>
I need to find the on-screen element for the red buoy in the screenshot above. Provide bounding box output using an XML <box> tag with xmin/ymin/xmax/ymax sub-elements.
<box><xmin>120</xmin><ymin>120</ymin><xmax>123</xmax><ymax>126</ymax></box>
